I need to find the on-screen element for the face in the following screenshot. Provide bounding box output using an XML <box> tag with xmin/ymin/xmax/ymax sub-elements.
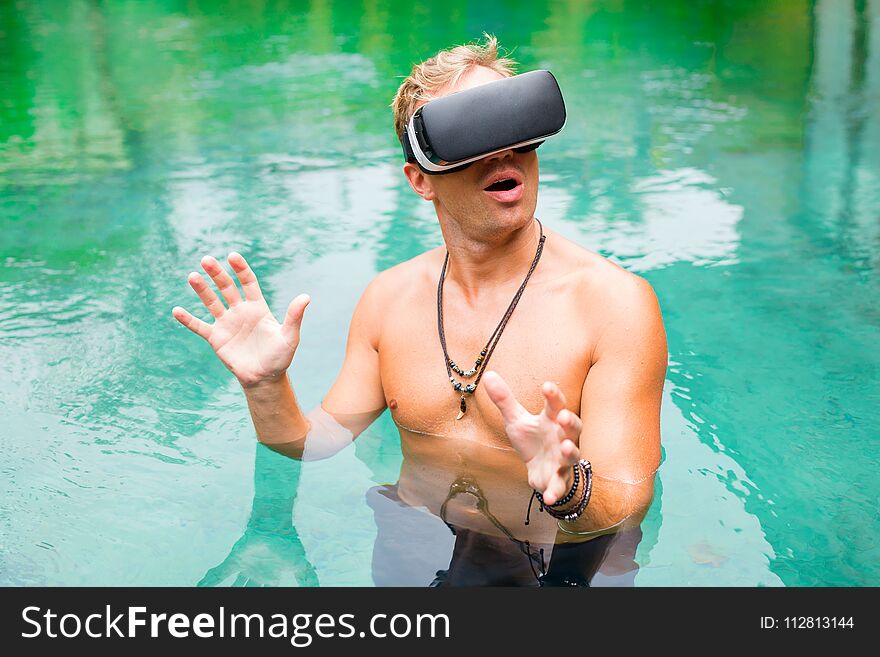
<box><xmin>403</xmin><ymin>66</ymin><xmax>539</xmax><ymax>237</ymax></box>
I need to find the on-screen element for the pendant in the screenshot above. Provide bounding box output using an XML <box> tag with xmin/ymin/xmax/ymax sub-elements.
<box><xmin>456</xmin><ymin>395</ymin><xmax>467</xmax><ymax>420</ymax></box>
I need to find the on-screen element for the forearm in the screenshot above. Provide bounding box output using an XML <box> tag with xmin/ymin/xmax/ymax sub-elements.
<box><xmin>242</xmin><ymin>373</ymin><xmax>311</xmax><ymax>459</ymax></box>
<box><xmin>242</xmin><ymin>373</ymin><xmax>360</xmax><ymax>461</ymax></box>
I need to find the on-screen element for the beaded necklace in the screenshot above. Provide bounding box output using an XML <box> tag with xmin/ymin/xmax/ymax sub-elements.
<box><xmin>437</xmin><ymin>218</ymin><xmax>545</xmax><ymax>419</ymax></box>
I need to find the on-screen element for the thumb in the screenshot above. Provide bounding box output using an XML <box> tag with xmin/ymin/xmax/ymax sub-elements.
<box><xmin>281</xmin><ymin>293</ymin><xmax>310</xmax><ymax>345</ymax></box>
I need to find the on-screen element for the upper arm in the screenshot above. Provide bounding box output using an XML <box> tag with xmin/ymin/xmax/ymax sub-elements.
<box><xmin>578</xmin><ymin>274</ymin><xmax>667</xmax><ymax>519</ymax></box>
<box><xmin>320</xmin><ymin>273</ymin><xmax>389</xmax><ymax>437</ymax></box>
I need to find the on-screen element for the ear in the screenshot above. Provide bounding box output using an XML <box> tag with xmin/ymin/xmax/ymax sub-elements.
<box><xmin>403</xmin><ymin>162</ymin><xmax>437</xmax><ymax>201</ymax></box>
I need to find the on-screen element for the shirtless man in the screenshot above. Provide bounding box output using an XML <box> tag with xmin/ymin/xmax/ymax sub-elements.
<box><xmin>172</xmin><ymin>37</ymin><xmax>667</xmax><ymax>586</ymax></box>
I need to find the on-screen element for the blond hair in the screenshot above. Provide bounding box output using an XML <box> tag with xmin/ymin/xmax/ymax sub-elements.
<box><xmin>391</xmin><ymin>34</ymin><xmax>518</xmax><ymax>141</ymax></box>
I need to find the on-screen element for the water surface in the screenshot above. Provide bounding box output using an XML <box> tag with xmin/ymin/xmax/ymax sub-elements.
<box><xmin>1</xmin><ymin>0</ymin><xmax>878</xmax><ymax>586</ymax></box>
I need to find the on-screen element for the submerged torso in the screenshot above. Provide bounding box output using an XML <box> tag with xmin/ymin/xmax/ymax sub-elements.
<box><xmin>375</xmin><ymin>227</ymin><xmax>621</xmax><ymax>544</ymax></box>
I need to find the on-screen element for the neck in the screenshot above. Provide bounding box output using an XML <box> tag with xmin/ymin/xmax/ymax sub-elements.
<box><xmin>440</xmin><ymin>217</ymin><xmax>543</xmax><ymax>294</ymax></box>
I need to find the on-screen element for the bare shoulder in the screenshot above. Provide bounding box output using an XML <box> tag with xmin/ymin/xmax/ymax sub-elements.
<box><xmin>352</xmin><ymin>247</ymin><xmax>443</xmax><ymax>342</ymax></box>
<box><xmin>545</xmin><ymin>229</ymin><xmax>651</xmax><ymax>295</ymax></box>
<box><xmin>362</xmin><ymin>246</ymin><xmax>442</xmax><ymax>301</ymax></box>
<box><xmin>546</xmin><ymin>229</ymin><xmax>666</xmax><ymax>358</ymax></box>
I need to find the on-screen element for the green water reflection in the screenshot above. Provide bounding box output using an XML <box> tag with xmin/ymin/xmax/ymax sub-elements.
<box><xmin>1</xmin><ymin>0</ymin><xmax>877</xmax><ymax>586</ymax></box>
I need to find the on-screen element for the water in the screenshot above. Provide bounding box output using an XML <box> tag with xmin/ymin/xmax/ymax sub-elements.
<box><xmin>1</xmin><ymin>0</ymin><xmax>878</xmax><ymax>586</ymax></box>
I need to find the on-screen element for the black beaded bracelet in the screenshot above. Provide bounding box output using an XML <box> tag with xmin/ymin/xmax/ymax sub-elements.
<box><xmin>525</xmin><ymin>459</ymin><xmax>593</xmax><ymax>526</ymax></box>
<box><xmin>561</xmin><ymin>459</ymin><xmax>592</xmax><ymax>522</ymax></box>
<box><xmin>535</xmin><ymin>461</ymin><xmax>579</xmax><ymax>509</ymax></box>
<box><xmin>539</xmin><ymin>459</ymin><xmax>592</xmax><ymax>522</ymax></box>
<box><xmin>538</xmin><ymin>462</ymin><xmax>584</xmax><ymax>520</ymax></box>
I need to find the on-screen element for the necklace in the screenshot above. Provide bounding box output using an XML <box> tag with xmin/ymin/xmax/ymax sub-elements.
<box><xmin>437</xmin><ymin>217</ymin><xmax>545</xmax><ymax>419</ymax></box>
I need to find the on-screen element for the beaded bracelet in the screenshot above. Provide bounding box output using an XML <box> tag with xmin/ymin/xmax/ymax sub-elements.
<box><xmin>562</xmin><ymin>459</ymin><xmax>592</xmax><ymax>522</ymax></box>
<box><xmin>535</xmin><ymin>459</ymin><xmax>579</xmax><ymax>508</ymax></box>
<box><xmin>525</xmin><ymin>459</ymin><xmax>593</xmax><ymax>525</ymax></box>
<box><xmin>539</xmin><ymin>459</ymin><xmax>592</xmax><ymax>522</ymax></box>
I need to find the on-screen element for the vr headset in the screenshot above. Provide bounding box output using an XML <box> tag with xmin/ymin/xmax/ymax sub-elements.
<box><xmin>401</xmin><ymin>69</ymin><xmax>566</xmax><ymax>174</ymax></box>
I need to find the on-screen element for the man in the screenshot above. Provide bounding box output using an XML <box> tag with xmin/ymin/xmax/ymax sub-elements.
<box><xmin>172</xmin><ymin>36</ymin><xmax>667</xmax><ymax>586</ymax></box>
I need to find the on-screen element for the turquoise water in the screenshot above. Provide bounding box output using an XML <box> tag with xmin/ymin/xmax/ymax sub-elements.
<box><xmin>1</xmin><ymin>0</ymin><xmax>878</xmax><ymax>586</ymax></box>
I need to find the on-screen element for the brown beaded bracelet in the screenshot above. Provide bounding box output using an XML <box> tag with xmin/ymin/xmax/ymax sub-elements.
<box><xmin>537</xmin><ymin>459</ymin><xmax>592</xmax><ymax>522</ymax></box>
<box><xmin>525</xmin><ymin>459</ymin><xmax>592</xmax><ymax>525</ymax></box>
<box><xmin>558</xmin><ymin>459</ymin><xmax>592</xmax><ymax>522</ymax></box>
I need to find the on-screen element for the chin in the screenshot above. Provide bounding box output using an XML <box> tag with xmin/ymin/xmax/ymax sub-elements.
<box><xmin>490</xmin><ymin>202</ymin><xmax>536</xmax><ymax>229</ymax></box>
<box><xmin>478</xmin><ymin>211</ymin><xmax>532</xmax><ymax>239</ymax></box>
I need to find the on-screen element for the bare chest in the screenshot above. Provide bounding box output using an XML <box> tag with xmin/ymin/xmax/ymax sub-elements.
<box><xmin>378</xmin><ymin>284</ymin><xmax>595</xmax><ymax>443</ymax></box>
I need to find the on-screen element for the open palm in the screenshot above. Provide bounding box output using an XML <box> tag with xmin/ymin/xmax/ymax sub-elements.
<box><xmin>482</xmin><ymin>370</ymin><xmax>582</xmax><ymax>505</ymax></box>
<box><xmin>171</xmin><ymin>252</ymin><xmax>309</xmax><ymax>387</ymax></box>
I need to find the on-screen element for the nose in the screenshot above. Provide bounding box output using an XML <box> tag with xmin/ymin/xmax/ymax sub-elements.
<box><xmin>483</xmin><ymin>148</ymin><xmax>515</xmax><ymax>165</ymax></box>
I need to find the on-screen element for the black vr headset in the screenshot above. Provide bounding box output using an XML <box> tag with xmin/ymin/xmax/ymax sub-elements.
<box><xmin>401</xmin><ymin>69</ymin><xmax>566</xmax><ymax>175</ymax></box>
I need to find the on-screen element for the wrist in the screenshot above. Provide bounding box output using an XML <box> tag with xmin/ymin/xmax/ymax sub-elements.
<box><xmin>536</xmin><ymin>461</ymin><xmax>580</xmax><ymax>509</ymax></box>
<box><xmin>562</xmin><ymin>464</ymin><xmax>576</xmax><ymax>493</ymax></box>
<box><xmin>531</xmin><ymin>459</ymin><xmax>593</xmax><ymax>523</ymax></box>
<box><xmin>551</xmin><ymin>465</ymin><xmax>582</xmax><ymax>514</ymax></box>
<box><xmin>240</xmin><ymin>371</ymin><xmax>291</xmax><ymax>394</ymax></box>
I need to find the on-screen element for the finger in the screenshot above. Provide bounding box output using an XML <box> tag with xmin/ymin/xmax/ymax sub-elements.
<box><xmin>542</xmin><ymin>471</ymin><xmax>570</xmax><ymax>506</ymax></box>
<box><xmin>540</xmin><ymin>442</ymin><xmax>581</xmax><ymax>504</ymax></box>
<box><xmin>559</xmin><ymin>438</ymin><xmax>581</xmax><ymax>465</ymax></box>
<box><xmin>188</xmin><ymin>272</ymin><xmax>226</xmax><ymax>318</ymax></box>
<box><xmin>201</xmin><ymin>255</ymin><xmax>243</xmax><ymax>307</ymax></box>
<box><xmin>481</xmin><ymin>370</ymin><xmax>527</xmax><ymax>425</ymax></box>
<box><xmin>172</xmin><ymin>306</ymin><xmax>212</xmax><ymax>340</ymax></box>
<box><xmin>556</xmin><ymin>409</ymin><xmax>583</xmax><ymax>443</ymax></box>
<box><xmin>227</xmin><ymin>251</ymin><xmax>264</xmax><ymax>302</ymax></box>
<box><xmin>541</xmin><ymin>380</ymin><xmax>567</xmax><ymax>421</ymax></box>
<box><xmin>281</xmin><ymin>294</ymin><xmax>311</xmax><ymax>345</ymax></box>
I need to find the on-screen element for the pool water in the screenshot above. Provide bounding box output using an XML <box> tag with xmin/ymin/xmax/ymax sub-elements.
<box><xmin>1</xmin><ymin>0</ymin><xmax>878</xmax><ymax>586</ymax></box>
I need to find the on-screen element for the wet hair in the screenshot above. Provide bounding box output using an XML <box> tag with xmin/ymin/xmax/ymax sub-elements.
<box><xmin>391</xmin><ymin>34</ymin><xmax>518</xmax><ymax>142</ymax></box>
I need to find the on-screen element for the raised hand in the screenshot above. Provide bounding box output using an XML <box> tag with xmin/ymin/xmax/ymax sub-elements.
<box><xmin>171</xmin><ymin>252</ymin><xmax>310</xmax><ymax>387</ymax></box>
<box><xmin>481</xmin><ymin>370</ymin><xmax>583</xmax><ymax>505</ymax></box>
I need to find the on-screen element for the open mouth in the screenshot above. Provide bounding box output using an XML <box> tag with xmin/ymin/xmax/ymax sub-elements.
<box><xmin>482</xmin><ymin>171</ymin><xmax>524</xmax><ymax>202</ymax></box>
<box><xmin>484</xmin><ymin>178</ymin><xmax>519</xmax><ymax>192</ymax></box>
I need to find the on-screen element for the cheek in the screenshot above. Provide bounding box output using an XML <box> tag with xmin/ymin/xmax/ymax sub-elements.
<box><xmin>435</xmin><ymin>178</ymin><xmax>480</xmax><ymax>208</ymax></box>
